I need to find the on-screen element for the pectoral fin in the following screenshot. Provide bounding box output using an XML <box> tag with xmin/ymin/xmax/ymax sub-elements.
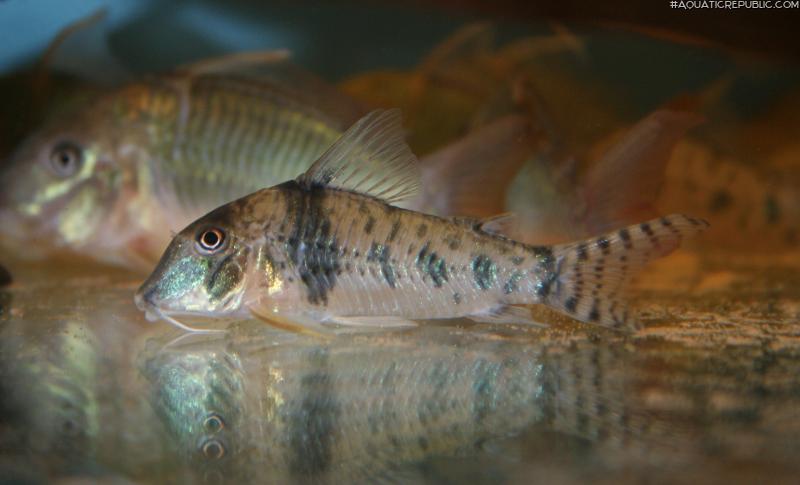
<box><xmin>327</xmin><ymin>316</ymin><xmax>418</xmax><ymax>329</ymax></box>
<box><xmin>247</xmin><ymin>303</ymin><xmax>333</xmax><ymax>339</ymax></box>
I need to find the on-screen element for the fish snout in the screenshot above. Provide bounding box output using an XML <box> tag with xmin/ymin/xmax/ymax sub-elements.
<box><xmin>134</xmin><ymin>285</ymin><xmax>162</xmax><ymax>322</ymax></box>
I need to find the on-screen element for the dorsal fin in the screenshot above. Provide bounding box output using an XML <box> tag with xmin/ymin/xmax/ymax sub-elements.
<box><xmin>175</xmin><ymin>49</ymin><xmax>291</xmax><ymax>77</ymax></box>
<box><xmin>297</xmin><ymin>109</ymin><xmax>421</xmax><ymax>204</ymax></box>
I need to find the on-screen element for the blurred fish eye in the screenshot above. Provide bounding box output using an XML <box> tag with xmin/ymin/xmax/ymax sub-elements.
<box><xmin>201</xmin><ymin>438</ymin><xmax>226</xmax><ymax>460</ymax></box>
<box><xmin>196</xmin><ymin>228</ymin><xmax>227</xmax><ymax>254</ymax></box>
<box><xmin>203</xmin><ymin>413</ymin><xmax>225</xmax><ymax>433</ymax></box>
<box><xmin>48</xmin><ymin>141</ymin><xmax>83</xmax><ymax>177</ymax></box>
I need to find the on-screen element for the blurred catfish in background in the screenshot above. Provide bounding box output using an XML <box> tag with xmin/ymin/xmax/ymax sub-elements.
<box><xmin>345</xmin><ymin>23</ymin><xmax>800</xmax><ymax>253</ymax></box>
<box><xmin>508</xmin><ymin>108</ymin><xmax>703</xmax><ymax>245</ymax></box>
<box><xmin>341</xmin><ymin>24</ymin><xmax>701</xmax><ymax>245</ymax></box>
<box><xmin>340</xmin><ymin>22</ymin><xmax>593</xmax><ymax>155</ymax></box>
<box><xmin>0</xmin><ymin>9</ymin><xmax>117</xmax><ymax>163</ymax></box>
<box><xmin>0</xmin><ymin>20</ymin><xmax>537</xmax><ymax>271</ymax></box>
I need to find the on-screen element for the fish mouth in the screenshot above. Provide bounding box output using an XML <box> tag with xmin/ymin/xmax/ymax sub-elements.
<box><xmin>134</xmin><ymin>291</ymin><xmax>225</xmax><ymax>334</ymax></box>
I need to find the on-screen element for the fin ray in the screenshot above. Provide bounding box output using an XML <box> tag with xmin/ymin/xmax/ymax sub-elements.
<box><xmin>176</xmin><ymin>49</ymin><xmax>291</xmax><ymax>77</ymax></box>
<box><xmin>298</xmin><ymin>109</ymin><xmax>421</xmax><ymax>204</ymax></box>
<box><xmin>544</xmin><ymin>214</ymin><xmax>709</xmax><ymax>329</ymax></box>
<box><xmin>248</xmin><ymin>303</ymin><xmax>333</xmax><ymax>339</ymax></box>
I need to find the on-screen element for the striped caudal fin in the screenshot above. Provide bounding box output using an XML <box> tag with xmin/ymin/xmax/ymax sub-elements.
<box><xmin>545</xmin><ymin>214</ymin><xmax>709</xmax><ymax>329</ymax></box>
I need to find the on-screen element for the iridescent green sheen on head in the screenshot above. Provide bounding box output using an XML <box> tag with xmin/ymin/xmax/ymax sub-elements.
<box><xmin>135</xmin><ymin>219</ymin><xmax>251</xmax><ymax>318</ymax></box>
<box><xmin>157</xmin><ymin>255</ymin><xmax>210</xmax><ymax>301</ymax></box>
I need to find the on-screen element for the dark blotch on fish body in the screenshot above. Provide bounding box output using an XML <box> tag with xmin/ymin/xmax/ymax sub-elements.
<box><xmin>472</xmin><ymin>255</ymin><xmax>497</xmax><ymax>291</ymax></box>
<box><xmin>709</xmin><ymin>189</ymin><xmax>733</xmax><ymax>213</ymax></box>
<box><xmin>588</xmin><ymin>301</ymin><xmax>600</xmax><ymax>322</ymax></box>
<box><xmin>280</xmin><ymin>181</ymin><xmax>340</xmax><ymax>305</ymax></box>
<box><xmin>619</xmin><ymin>228</ymin><xmax>632</xmax><ymax>250</ymax></box>
<box><xmin>529</xmin><ymin>246</ymin><xmax>554</xmax><ymax>266</ymax></box>
<box><xmin>416</xmin><ymin>242</ymin><xmax>449</xmax><ymax>287</ymax></box>
<box><xmin>533</xmin><ymin>247</ymin><xmax>557</xmax><ymax>298</ymax></box>
<box><xmin>367</xmin><ymin>242</ymin><xmax>396</xmax><ymax>289</ymax></box>
<box><xmin>576</xmin><ymin>243</ymin><xmax>588</xmax><ymax>262</ymax></box>
<box><xmin>443</xmin><ymin>234</ymin><xmax>461</xmax><ymax>251</ymax></box>
<box><xmin>416</xmin><ymin>224</ymin><xmax>428</xmax><ymax>238</ymax></box>
<box><xmin>565</xmin><ymin>296</ymin><xmax>578</xmax><ymax>314</ymax></box>
<box><xmin>596</xmin><ymin>238</ymin><xmax>610</xmax><ymax>255</ymax></box>
<box><xmin>388</xmin><ymin>221</ymin><xmax>401</xmax><ymax>242</ymax></box>
<box><xmin>364</xmin><ymin>216</ymin><xmax>375</xmax><ymax>235</ymax></box>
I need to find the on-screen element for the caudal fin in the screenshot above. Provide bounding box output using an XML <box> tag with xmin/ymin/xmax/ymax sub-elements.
<box><xmin>544</xmin><ymin>214</ymin><xmax>709</xmax><ymax>330</ymax></box>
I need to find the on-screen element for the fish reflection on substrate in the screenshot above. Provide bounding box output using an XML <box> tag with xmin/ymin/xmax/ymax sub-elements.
<box><xmin>140</xmin><ymin>327</ymin><xmax>547</xmax><ymax>483</ymax></box>
<box><xmin>0</xmin><ymin>314</ymin><xmax>173</xmax><ymax>481</ymax></box>
<box><xmin>140</xmin><ymin>325</ymin><xmax>691</xmax><ymax>484</ymax></box>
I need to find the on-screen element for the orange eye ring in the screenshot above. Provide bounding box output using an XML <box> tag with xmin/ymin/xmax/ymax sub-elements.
<box><xmin>201</xmin><ymin>438</ymin><xmax>226</xmax><ymax>460</ymax></box>
<box><xmin>204</xmin><ymin>413</ymin><xmax>225</xmax><ymax>433</ymax></box>
<box><xmin>196</xmin><ymin>228</ymin><xmax>226</xmax><ymax>253</ymax></box>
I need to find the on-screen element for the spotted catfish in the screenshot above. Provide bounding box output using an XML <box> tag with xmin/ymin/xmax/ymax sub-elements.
<box><xmin>135</xmin><ymin>110</ymin><xmax>708</xmax><ymax>333</ymax></box>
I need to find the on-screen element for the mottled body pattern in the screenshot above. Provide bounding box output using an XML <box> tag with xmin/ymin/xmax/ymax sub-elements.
<box><xmin>228</xmin><ymin>183</ymin><xmax>559</xmax><ymax>320</ymax></box>
<box><xmin>148</xmin><ymin>182</ymin><xmax>704</xmax><ymax>328</ymax></box>
<box><xmin>137</xmin><ymin>110</ymin><xmax>708</xmax><ymax>330</ymax></box>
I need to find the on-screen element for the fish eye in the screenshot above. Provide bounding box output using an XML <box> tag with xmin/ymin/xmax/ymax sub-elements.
<box><xmin>49</xmin><ymin>141</ymin><xmax>83</xmax><ymax>177</ymax></box>
<box><xmin>196</xmin><ymin>228</ymin><xmax>226</xmax><ymax>254</ymax></box>
<box><xmin>204</xmin><ymin>413</ymin><xmax>225</xmax><ymax>433</ymax></box>
<box><xmin>201</xmin><ymin>438</ymin><xmax>226</xmax><ymax>460</ymax></box>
